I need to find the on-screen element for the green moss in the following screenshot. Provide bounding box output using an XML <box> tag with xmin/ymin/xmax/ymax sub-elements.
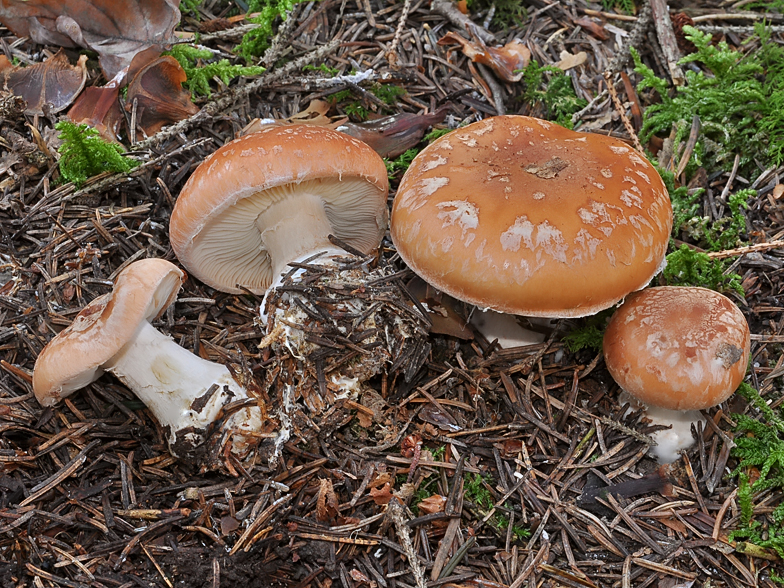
<box><xmin>632</xmin><ymin>25</ymin><xmax>784</xmax><ymax>175</ymax></box>
<box><xmin>167</xmin><ymin>44</ymin><xmax>265</xmax><ymax>97</ymax></box>
<box><xmin>302</xmin><ymin>63</ymin><xmax>339</xmax><ymax>76</ymax></box>
<box><xmin>235</xmin><ymin>0</ymin><xmax>304</xmax><ymax>61</ymax></box>
<box><xmin>385</xmin><ymin>148</ymin><xmax>419</xmax><ymax>179</ymax></box>
<box><xmin>521</xmin><ymin>60</ymin><xmax>587</xmax><ymax>129</ymax></box>
<box><xmin>661</xmin><ymin>245</ymin><xmax>744</xmax><ymax>296</ymax></box>
<box><xmin>563</xmin><ymin>321</ymin><xmax>606</xmax><ymax>353</ymax></box>
<box><xmin>728</xmin><ymin>383</ymin><xmax>784</xmax><ymax>557</ymax></box>
<box><xmin>56</xmin><ymin>121</ymin><xmax>139</xmax><ymax>187</ymax></box>
<box><xmin>372</xmin><ymin>83</ymin><xmax>406</xmax><ymax>105</ymax></box>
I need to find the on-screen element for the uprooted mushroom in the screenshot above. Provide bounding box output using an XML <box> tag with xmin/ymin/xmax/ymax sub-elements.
<box><xmin>169</xmin><ymin>124</ymin><xmax>431</xmax><ymax>455</ymax></box>
<box><xmin>33</xmin><ymin>258</ymin><xmax>264</xmax><ymax>470</ymax></box>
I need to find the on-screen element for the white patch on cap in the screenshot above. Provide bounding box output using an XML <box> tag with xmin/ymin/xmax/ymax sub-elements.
<box><xmin>533</xmin><ymin>192</ymin><xmax>545</xmax><ymax>200</ymax></box>
<box><xmin>500</xmin><ymin>216</ymin><xmax>535</xmax><ymax>252</ymax></box>
<box><xmin>436</xmin><ymin>200</ymin><xmax>479</xmax><ymax>240</ymax></box>
<box><xmin>573</xmin><ymin>228</ymin><xmax>601</xmax><ymax>262</ymax></box>
<box><xmin>628</xmin><ymin>151</ymin><xmax>648</xmax><ymax>166</ymax></box>
<box><xmin>421</xmin><ymin>155</ymin><xmax>448</xmax><ymax>171</ymax></box>
<box><xmin>635</xmin><ymin>170</ymin><xmax>652</xmax><ymax>183</ymax></box>
<box><xmin>601</xmin><ymin>168</ymin><xmax>613</xmax><ymax>178</ymax></box>
<box><xmin>577</xmin><ymin>201</ymin><xmax>628</xmax><ymax>237</ymax></box>
<box><xmin>623</xmin><ymin>176</ymin><xmax>638</xmax><ymax>185</ymax></box>
<box><xmin>472</xmin><ymin>120</ymin><xmax>495</xmax><ymax>135</ymax></box>
<box><xmin>610</xmin><ymin>145</ymin><xmax>630</xmax><ymax>155</ymax></box>
<box><xmin>400</xmin><ymin>176</ymin><xmax>450</xmax><ymax>210</ymax></box>
<box><xmin>535</xmin><ymin>221</ymin><xmax>568</xmax><ymax>262</ymax></box>
<box><xmin>620</xmin><ymin>189</ymin><xmax>643</xmax><ymax>208</ymax></box>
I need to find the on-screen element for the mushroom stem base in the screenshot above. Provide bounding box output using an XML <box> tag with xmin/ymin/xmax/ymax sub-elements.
<box><xmin>103</xmin><ymin>321</ymin><xmax>262</xmax><ymax>458</ymax></box>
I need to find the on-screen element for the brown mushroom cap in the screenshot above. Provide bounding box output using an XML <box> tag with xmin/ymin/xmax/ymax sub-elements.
<box><xmin>169</xmin><ymin>124</ymin><xmax>389</xmax><ymax>294</ymax></box>
<box><xmin>32</xmin><ymin>258</ymin><xmax>185</xmax><ymax>407</ymax></box>
<box><xmin>390</xmin><ymin>116</ymin><xmax>673</xmax><ymax>317</ymax></box>
<box><xmin>603</xmin><ymin>286</ymin><xmax>750</xmax><ymax>411</ymax></box>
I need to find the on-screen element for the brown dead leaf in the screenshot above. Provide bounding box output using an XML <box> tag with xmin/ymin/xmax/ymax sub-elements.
<box><xmin>773</xmin><ymin>184</ymin><xmax>784</xmax><ymax>200</ymax></box>
<box><xmin>554</xmin><ymin>50</ymin><xmax>588</xmax><ymax>71</ymax></box>
<box><xmin>573</xmin><ymin>17</ymin><xmax>609</xmax><ymax>41</ymax></box>
<box><xmin>336</xmin><ymin>105</ymin><xmax>450</xmax><ymax>159</ymax></box>
<box><xmin>316</xmin><ymin>478</ymin><xmax>339</xmax><ymax>522</ymax></box>
<box><xmin>438</xmin><ymin>31</ymin><xmax>530</xmax><ymax>82</ymax></box>
<box><xmin>417</xmin><ymin>494</ymin><xmax>447</xmax><ymax>515</ymax></box>
<box><xmin>239</xmin><ymin>99</ymin><xmax>347</xmax><ymax>136</ymax></box>
<box><xmin>126</xmin><ymin>55</ymin><xmax>199</xmax><ymax>137</ymax></box>
<box><xmin>67</xmin><ymin>86</ymin><xmax>123</xmax><ymax>143</ymax></box>
<box><xmin>369</xmin><ymin>482</ymin><xmax>393</xmax><ymax>505</ymax></box>
<box><xmin>400</xmin><ymin>433</ymin><xmax>422</xmax><ymax>458</ymax></box>
<box><xmin>4</xmin><ymin>49</ymin><xmax>86</xmax><ymax>115</ymax></box>
<box><xmin>0</xmin><ymin>0</ymin><xmax>180</xmax><ymax>79</ymax></box>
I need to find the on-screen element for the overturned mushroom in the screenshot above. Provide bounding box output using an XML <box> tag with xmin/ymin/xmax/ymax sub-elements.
<box><xmin>33</xmin><ymin>258</ymin><xmax>263</xmax><ymax>468</ymax></box>
<box><xmin>170</xmin><ymin>125</ymin><xmax>430</xmax><ymax>452</ymax></box>
<box><xmin>603</xmin><ymin>286</ymin><xmax>750</xmax><ymax>463</ymax></box>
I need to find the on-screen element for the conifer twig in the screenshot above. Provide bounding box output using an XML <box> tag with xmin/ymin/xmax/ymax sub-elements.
<box><xmin>387</xmin><ymin>498</ymin><xmax>427</xmax><ymax>588</ymax></box>
<box><xmin>707</xmin><ymin>240</ymin><xmax>784</xmax><ymax>260</ymax></box>
<box><xmin>603</xmin><ymin>73</ymin><xmax>643</xmax><ymax>153</ymax></box>
<box><xmin>387</xmin><ymin>0</ymin><xmax>414</xmax><ymax>67</ymax></box>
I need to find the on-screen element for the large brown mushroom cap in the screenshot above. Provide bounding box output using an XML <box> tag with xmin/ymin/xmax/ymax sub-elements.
<box><xmin>169</xmin><ymin>124</ymin><xmax>390</xmax><ymax>294</ymax></box>
<box><xmin>390</xmin><ymin>115</ymin><xmax>673</xmax><ymax>317</ymax></box>
<box><xmin>603</xmin><ymin>286</ymin><xmax>750</xmax><ymax>411</ymax></box>
<box><xmin>32</xmin><ymin>258</ymin><xmax>185</xmax><ymax>406</ymax></box>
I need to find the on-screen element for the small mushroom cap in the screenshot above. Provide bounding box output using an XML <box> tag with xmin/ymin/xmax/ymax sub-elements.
<box><xmin>169</xmin><ymin>124</ymin><xmax>390</xmax><ymax>294</ymax></box>
<box><xmin>33</xmin><ymin>258</ymin><xmax>185</xmax><ymax>407</ymax></box>
<box><xmin>603</xmin><ymin>286</ymin><xmax>751</xmax><ymax>411</ymax></box>
<box><xmin>390</xmin><ymin>116</ymin><xmax>673</xmax><ymax>317</ymax></box>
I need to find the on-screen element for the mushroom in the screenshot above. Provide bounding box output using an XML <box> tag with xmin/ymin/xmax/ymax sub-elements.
<box><xmin>169</xmin><ymin>125</ymin><xmax>430</xmax><ymax>451</ymax></box>
<box><xmin>169</xmin><ymin>124</ymin><xmax>390</xmax><ymax>295</ymax></box>
<box><xmin>603</xmin><ymin>286</ymin><xmax>750</xmax><ymax>463</ymax></box>
<box><xmin>390</xmin><ymin>115</ymin><xmax>673</xmax><ymax>318</ymax></box>
<box><xmin>32</xmin><ymin>258</ymin><xmax>263</xmax><ymax>466</ymax></box>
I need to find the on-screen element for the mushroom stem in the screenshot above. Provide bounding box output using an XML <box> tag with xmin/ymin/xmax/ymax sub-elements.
<box><xmin>102</xmin><ymin>321</ymin><xmax>261</xmax><ymax>452</ymax></box>
<box><xmin>256</xmin><ymin>192</ymin><xmax>345</xmax><ymax>280</ymax></box>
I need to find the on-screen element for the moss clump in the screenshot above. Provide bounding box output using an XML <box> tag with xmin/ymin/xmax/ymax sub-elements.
<box><xmin>235</xmin><ymin>0</ymin><xmax>304</xmax><ymax>61</ymax></box>
<box><xmin>633</xmin><ymin>25</ymin><xmax>784</xmax><ymax>175</ymax></box>
<box><xmin>521</xmin><ymin>60</ymin><xmax>587</xmax><ymax>129</ymax></box>
<box><xmin>56</xmin><ymin>121</ymin><xmax>139</xmax><ymax>187</ymax></box>
<box><xmin>661</xmin><ymin>245</ymin><xmax>744</xmax><ymax>296</ymax></box>
<box><xmin>729</xmin><ymin>382</ymin><xmax>784</xmax><ymax>558</ymax></box>
<box><xmin>167</xmin><ymin>44</ymin><xmax>265</xmax><ymax>97</ymax></box>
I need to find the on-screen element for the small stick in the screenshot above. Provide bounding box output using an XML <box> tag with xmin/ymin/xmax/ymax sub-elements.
<box><xmin>603</xmin><ymin>73</ymin><xmax>643</xmax><ymax>153</ymax></box>
<box><xmin>649</xmin><ymin>0</ymin><xmax>685</xmax><ymax>85</ymax></box>
<box><xmin>387</xmin><ymin>498</ymin><xmax>427</xmax><ymax>588</ymax></box>
<box><xmin>387</xmin><ymin>0</ymin><xmax>414</xmax><ymax>67</ymax></box>
<box><xmin>707</xmin><ymin>240</ymin><xmax>784</xmax><ymax>259</ymax></box>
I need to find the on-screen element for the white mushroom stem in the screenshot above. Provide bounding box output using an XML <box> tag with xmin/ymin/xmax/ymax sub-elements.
<box><xmin>256</xmin><ymin>192</ymin><xmax>346</xmax><ymax>280</ymax></box>
<box><xmin>619</xmin><ymin>390</ymin><xmax>704</xmax><ymax>464</ymax></box>
<box><xmin>102</xmin><ymin>321</ymin><xmax>262</xmax><ymax>451</ymax></box>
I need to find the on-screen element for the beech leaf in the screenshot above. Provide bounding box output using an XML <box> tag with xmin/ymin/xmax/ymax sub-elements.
<box><xmin>336</xmin><ymin>105</ymin><xmax>450</xmax><ymax>159</ymax></box>
<box><xmin>126</xmin><ymin>54</ymin><xmax>199</xmax><ymax>137</ymax></box>
<box><xmin>4</xmin><ymin>49</ymin><xmax>87</xmax><ymax>115</ymax></box>
<box><xmin>438</xmin><ymin>30</ymin><xmax>530</xmax><ymax>83</ymax></box>
<box><xmin>0</xmin><ymin>0</ymin><xmax>180</xmax><ymax>79</ymax></box>
<box><xmin>67</xmin><ymin>85</ymin><xmax>123</xmax><ymax>143</ymax></box>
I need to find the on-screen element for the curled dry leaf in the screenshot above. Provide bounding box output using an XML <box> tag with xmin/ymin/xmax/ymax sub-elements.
<box><xmin>369</xmin><ymin>482</ymin><xmax>393</xmax><ymax>505</ymax></box>
<box><xmin>336</xmin><ymin>105</ymin><xmax>450</xmax><ymax>159</ymax></box>
<box><xmin>67</xmin><ymin>86</ymin><xmax>123</xmax><ymax>143</ymax></box>
<box><xmin>554</xmin><ymin>50</ymin><xmax>588</xmax><ymax>71</ymax></box>
<box><xmin>0</xmin><ymin>0</ymin><xmax>180</xmax><ymax>79</ymax></box>
<box><xmin>316</xmin><ymin>478</ymin><xmax>339</xmax><ymax>522</ymax></box>
<box><xmin>416</xmin><ymin>494</ymin><xmax>447</xmax><ymax>515</ymax></box>
<box><xmin>239</xmin><ymin>99</ymin><xmax>347</xmax><ymax>136</ymax></box>
<box><xmin>126</xmin><ymin>55</ymin><xmax>199</xmax><ymax>137</ymax></box>
<box><xmin>438</xmin><ymin>30</ymin><xmax>530</xmax><ymax>82</ymax></box>
<box><xmin>3</xmin><ymin>49</ymin><xmax>86</xmax><ymax>115</ymax></box>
